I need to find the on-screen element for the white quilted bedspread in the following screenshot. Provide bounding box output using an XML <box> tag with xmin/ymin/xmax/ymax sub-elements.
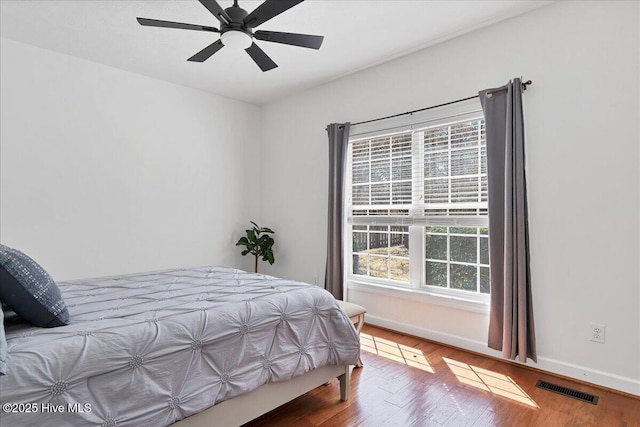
<box><xmin>0</xmin><ymin>266</ymin><xmax>360</xmax><ymax>426</ymax></box>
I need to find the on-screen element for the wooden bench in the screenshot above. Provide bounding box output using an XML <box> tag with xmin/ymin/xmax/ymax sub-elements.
<box><xmin>336</xmin><ymin>300</ymin><xmax>366</xmax><ymax>368</ymax></box>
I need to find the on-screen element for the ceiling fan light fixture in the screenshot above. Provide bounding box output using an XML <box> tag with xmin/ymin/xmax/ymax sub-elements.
<box><xmin>221</xmin><ymin>30</ymin><xmax>252</xmax><ymax>50</ymax></box>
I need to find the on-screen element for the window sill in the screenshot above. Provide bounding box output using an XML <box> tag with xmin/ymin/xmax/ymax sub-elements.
<box><xmin>347</xmin><ymin>280</ymin><xmax>490</xmax><ymax>314</ymax></box>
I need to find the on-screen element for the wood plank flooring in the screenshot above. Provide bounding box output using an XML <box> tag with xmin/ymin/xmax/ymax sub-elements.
<box><xmin>243</xmin><ymin>325</ymin><xmax>639</xmax><ymax>427</ymax></box>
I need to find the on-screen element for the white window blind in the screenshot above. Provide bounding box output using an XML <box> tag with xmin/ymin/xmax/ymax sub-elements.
<box><xmin>346</xmin><ymin>100</ymin><xmax>490</xmax><ymax>296</ymax></box>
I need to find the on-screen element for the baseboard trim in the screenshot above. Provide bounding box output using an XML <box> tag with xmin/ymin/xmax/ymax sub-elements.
<box><xmin>365</xmin><ymin>314</ymin><xmax>640</xmax><ymax>398</ymax></box>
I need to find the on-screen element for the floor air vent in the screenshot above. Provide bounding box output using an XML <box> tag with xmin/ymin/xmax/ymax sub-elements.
<box><xmin>535</xmin><ymin>380</ymin><xmax>599</xmax><ymax>405</ymax></box>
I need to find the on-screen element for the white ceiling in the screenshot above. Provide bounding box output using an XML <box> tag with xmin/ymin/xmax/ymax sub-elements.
<box><xmin>0</xmin><ymin>0</ymin><xmax>549</xmax><ymax>105</ymax></box>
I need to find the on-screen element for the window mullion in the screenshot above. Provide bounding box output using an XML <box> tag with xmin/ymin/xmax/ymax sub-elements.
<box><xmin>368</xmin><ymin>140</ymin><xmax>372</xmax><ymax>208</ymax></box>
<box><xmin>366</xmin><ymin>226</ymin><xmax>370</xmax><ymax>277</ymax></box>
<box><xmin>448</xmin><ymin>125</ymin><xmax>452</xmax><ymax>208</ymax></box>
<box><xmin>477</xmin><ymin>120</ymin><xmax>482</xmax><ymax>206</ymax></box>
<box><xmin>477</xmin><ymin>229</ymin><xmax>481</xmax><ymax>293</ymax></box>
<box><xmin>386</xmin><ymin>225</ymin><xmax>391</xmax><ymax>280</ymax></box>
<box><xmin>413</xmin><ymin>130</ymin><xmax>425</xmax><ymax>209</ymax></box>
<box><xmin>387</xmin><ymin>136</ymin><xmax>392</xmax><ymax>215</ymax></box>
<box><xmin>446</xmin><ymin>126</ymin><xmax>452</xmax><ymax>290</ymax></box>
<box><xmin>477</xmin><ymin>122</ymin><xmax>482</xmax><ymax>292</ymax></box>
<box><xmin>409</xmin><ymin>130</ymin><xmax>424</xmax><ymax>289</ymax></box>
<box><xmin>446</xmin><ymin>227</ymin><xmax>451</xmax><ymax>290</ymax></box>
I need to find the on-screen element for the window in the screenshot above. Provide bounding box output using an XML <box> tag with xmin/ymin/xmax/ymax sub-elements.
<box><xmin>346</xmin><ymin>105</ymin><xmax>489</xmax><ymax>301</ymax></box>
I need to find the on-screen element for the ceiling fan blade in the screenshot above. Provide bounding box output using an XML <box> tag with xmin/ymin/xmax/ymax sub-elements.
<box><xmin>198</xmin><ymin>0</ymin><xmax>232</xmax><ymax>25</ymax></box>
<box><xmin>187</xmin><ymin>40</ymin><xmax>224</xmax><ymax>62</ymax></box>
<box><xmin>137</xmin><ymin>18</ymin><xmax>219</xmax><ymax>33</ymax></box>
<box><xmin>243</xmin><ymin>0</ymin><xmax>304</xmax><ymax>29</ymax></box>
<box><xmin>245</xmin><ymin>42</ymin><xmax>277</xmax><ymax>71</ymax></box>
<box><xmin>254</xmin><ymin>30</ymin><xmax>323</xmax><ymax>49</ymax></box>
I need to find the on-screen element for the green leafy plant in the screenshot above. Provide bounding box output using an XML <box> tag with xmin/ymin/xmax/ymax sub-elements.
<box><xmin>236</xmin><ymin>221</ymin><xmax>275</xmax><ymax>273</ymax></box>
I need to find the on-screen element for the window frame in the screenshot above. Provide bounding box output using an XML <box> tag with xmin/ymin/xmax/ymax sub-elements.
<box><xmin>344</xmin><ymin>99</ymin><xmax>490</xmax><ymax>309</ymax></box>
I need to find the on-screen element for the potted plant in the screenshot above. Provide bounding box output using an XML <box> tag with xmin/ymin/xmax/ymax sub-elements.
<box><xmin>236</xmin><ymin>221</ymin><xmax>275</xmax><ymax>273</ymax></box>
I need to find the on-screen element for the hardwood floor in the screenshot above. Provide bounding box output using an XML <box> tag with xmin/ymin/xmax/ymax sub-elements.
<box><xmin>243</xmin><ymin>325</ymin><xmax>640</xmax><ymax>427</ymax></box>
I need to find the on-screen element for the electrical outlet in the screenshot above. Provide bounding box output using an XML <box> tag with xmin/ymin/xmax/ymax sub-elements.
<box><xmin>590</xmin><ymin>323</ymin><xmax>606</xmax><ymax>343</ymax></box>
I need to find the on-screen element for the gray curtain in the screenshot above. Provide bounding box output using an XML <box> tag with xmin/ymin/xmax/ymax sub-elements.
<box><xmin>479</xmin><ymin>78</ymin><xmax>536</xmax><ymax>363</ymax></box>
<box><xmin>325</xmin><ymin>123</ymin><xmax>350</xmax><ymax>300</ymax></box>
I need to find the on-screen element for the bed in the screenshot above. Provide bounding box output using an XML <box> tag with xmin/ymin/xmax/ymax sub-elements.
<box><xmin>0</xmin><ymin>265</ymin><xmax>360</xmax><ymax>426</ymax></box>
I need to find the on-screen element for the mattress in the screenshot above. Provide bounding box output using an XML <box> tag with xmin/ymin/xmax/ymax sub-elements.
<box><xmin>0</xmin><ymin>266</ymin><xmax>360</xmax><ymax>426</ymax></box>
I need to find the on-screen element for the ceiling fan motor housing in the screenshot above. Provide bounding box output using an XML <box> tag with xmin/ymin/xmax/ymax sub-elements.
<box><xmin>222</xmin><ymin>5</ymin><xmax>251</xmax><ymax>35</ymax></box>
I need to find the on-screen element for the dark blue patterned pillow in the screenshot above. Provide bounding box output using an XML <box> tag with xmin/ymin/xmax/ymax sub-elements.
<box><xmin>0</xmin><ymin>244</ymin><xmax>69</xmax><ymax>327</ymax></box>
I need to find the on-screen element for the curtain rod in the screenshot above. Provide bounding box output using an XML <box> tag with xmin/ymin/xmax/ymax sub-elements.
<box><xmin>344</xmin><ymin>80</ymin><xmax>532</xmax><ymax>128</ymax></box>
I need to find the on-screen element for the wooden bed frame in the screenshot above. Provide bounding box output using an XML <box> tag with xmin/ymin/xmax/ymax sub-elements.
<box><xmin>173</xmin><ymin>364</ymin><xmax>350</xmax><ymax>427</ymax></box>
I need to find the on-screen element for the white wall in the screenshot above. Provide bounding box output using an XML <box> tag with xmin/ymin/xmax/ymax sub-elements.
<box><xmin>0</xmin><ymin>38</ymin><xmax>261</xmax><ymax>279</ymax></box>
<box><xmin>259</xmin><ymin>1</ymin><xmax>640</xmax><ymax>395</ymax></box>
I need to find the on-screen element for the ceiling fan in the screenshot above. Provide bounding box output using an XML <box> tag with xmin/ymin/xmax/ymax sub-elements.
<box><xmin>137</xmin><ymin>0</ymin><xmax>324</xmax><ymax>72</ymax></box>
